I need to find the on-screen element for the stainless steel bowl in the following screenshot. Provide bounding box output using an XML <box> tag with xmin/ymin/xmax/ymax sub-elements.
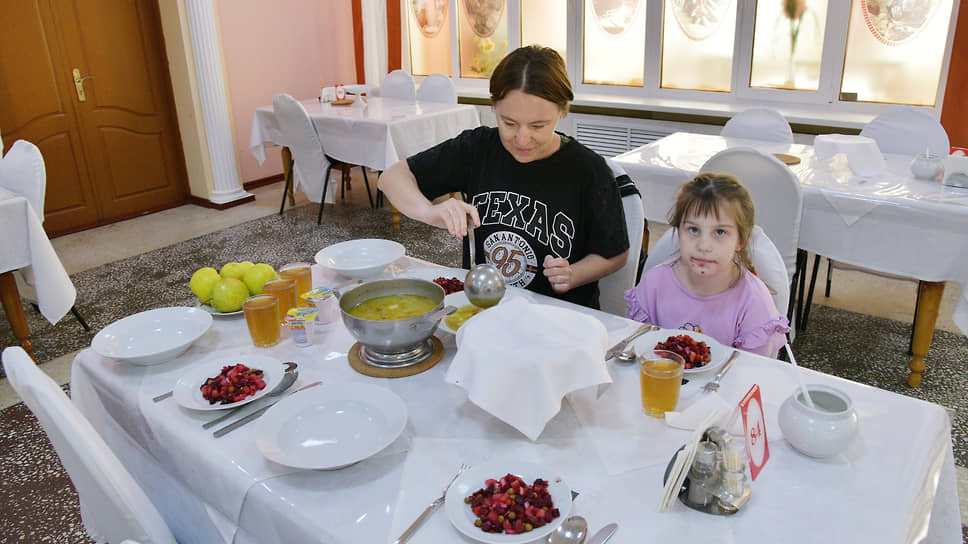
<box><xmin>339</xmin><ymin>278</ymin><xmax>451</xmax><ymax>354</ymax></box>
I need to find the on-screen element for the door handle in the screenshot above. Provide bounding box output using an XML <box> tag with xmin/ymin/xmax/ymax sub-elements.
<box><xmin>72</xmin><ymin>68</ymin><xmax>93</xmax><ymax>102</ymax></box>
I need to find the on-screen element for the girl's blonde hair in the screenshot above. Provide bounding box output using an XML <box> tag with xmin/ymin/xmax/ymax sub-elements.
<box><xmin>668</xmin><ymin>173</ymin><xmax>756</xmax><ymax>273</ymax></box>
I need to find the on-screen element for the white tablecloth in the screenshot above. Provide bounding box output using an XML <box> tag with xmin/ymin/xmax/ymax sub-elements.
<box><xmin>248</xmin><ymin>97</ymin><xmax>481</xmax><ymax>171</ymax></box>
<box><xmin>612</xmin><ymin>132</ymin><xmax>968</xmax><ymax>337</ymax></box>
<box><xmin>70</xmin><ymin>257</ymin><xmax>961</xmax><ymax>543</ymax></box>
<box><xmin>0</xmin><ymin>188</ymin><xmax>75</xmax><ymax>324</ymax></box>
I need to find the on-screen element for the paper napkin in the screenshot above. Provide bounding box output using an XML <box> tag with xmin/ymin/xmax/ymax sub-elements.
<box><xmin>445</xmin><ymin>297</ymin><xmax>612</xmax><ymax>441</ymax></box>
<box><xmin>814</xmin><ymin>134</ymin><xmax>886</xmax><ymax>177</ymax></box>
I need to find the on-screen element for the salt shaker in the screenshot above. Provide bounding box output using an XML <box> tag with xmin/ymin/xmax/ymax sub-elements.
<box><xmin>687</xmin><ymin>441</ymin><xmax>721</xmax><ymax>507</ymax></box>
<box><xmin>910</xmin><ymin>152</ymin><xmax>944</xmax><ymax>181</ymax></box>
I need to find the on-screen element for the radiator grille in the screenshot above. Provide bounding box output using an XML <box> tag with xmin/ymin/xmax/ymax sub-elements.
<box><xmin>575</xmin><ymin>123</ymin><xmax>675</xmax><ymax>157</ymax></box>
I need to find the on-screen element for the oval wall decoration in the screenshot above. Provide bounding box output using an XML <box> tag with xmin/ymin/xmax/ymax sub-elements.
<box><xmin>861</xmin><ymin>0</ymin><xmax>941</xmax><ymax>46</ymax></box>
<box><xmin>461</xmin><ymin>0</ymin><xmax>505</xmax><ymax>38</ymax></box>
<box><xmin>410</xmin><ymin>0</ymin><xmax>449</xmax><ymax>38</ymax></box>
<box><xmin>669</xmin><ymin>0</ymin><xmax>733</xmax><ymax>42</ymax></box>
<box><xmin>591</xmin><ymin>0</ymin><xmax>644</xmax><ymax>35</ymax></box>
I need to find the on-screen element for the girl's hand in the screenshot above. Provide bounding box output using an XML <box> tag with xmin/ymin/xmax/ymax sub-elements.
<box><xmin>543</xmin><ymin>255</ymin><xmax>573</xmax><ymax>293</ymax></box>
<box><xmin>422</xmin><ymin>198</ymin><xmax>480</xmax><ymax>237</ymax></box>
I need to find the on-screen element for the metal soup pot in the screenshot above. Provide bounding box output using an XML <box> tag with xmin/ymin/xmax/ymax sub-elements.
<box><xmin>339</xmin><ymin>278</ymin><xmax>455</xmax><ymax>354</ymax></box>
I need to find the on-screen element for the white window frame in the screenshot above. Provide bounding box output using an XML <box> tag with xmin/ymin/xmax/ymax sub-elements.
<box><xmin>403</xmin><ymin>0</ymin><xmax>960</xmax><ymax>128</ymax></box>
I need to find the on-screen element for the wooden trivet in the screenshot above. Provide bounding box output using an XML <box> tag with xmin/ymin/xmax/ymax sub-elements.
<box><xmin>331</xmin><ymin>98</ymin><xmax>354</xmax><ymax>106</ymax></box>
<box><xmin>348</xmin><ymin>336</ymin><xmax>444</xmax><ymax>378</ymax></box>
<box><xmin>772</xmin><ymin>153</ymin><xmax>801</xmax><ymax>165</ymax></box>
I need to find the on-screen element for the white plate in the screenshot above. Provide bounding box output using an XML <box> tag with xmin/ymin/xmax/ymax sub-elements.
<box><xmin>314</xmin><ymin>238</ymin><xmax>406</xmax><ymax>278</ymax></box>
<box><xmin>438</xmin><ymin>291</ymin><xmax>485</xmax><ymax>335</ymax></box>
<box><xmin>255</xmin><ymin>382</ymin><xmax>407</xmax><ymax>470</ymax></box>
<box><xmin>444</xmin><ymin>460</ymin><xmax>572</xmax><ymax>544</ymax></box>
<box><xmin>196</xmin><ymin>302</ymin><xmax>243</xmax><ymax>317</ymax></box>
<box><xmin>631</xmin><ymin>328</ymin><xmax>729</xmax><ymax>374</ymax></box>
<box><xmin>172</xmin><ymin>355</ymin><xmax>285</xmax><ymax>411</ymax></box>
<box><xmin>92</xmin><ymin>307</ymin><xmax>213</xmax><ymax>365</ymax></box>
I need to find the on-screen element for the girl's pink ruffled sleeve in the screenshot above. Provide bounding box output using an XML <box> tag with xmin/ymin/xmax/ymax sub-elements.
<box><xmin>624</xmin><ymin>287</ymin><xmax>650</xmax><ymax>323</ymax></box>
<box><xmin>735</xmin><ymin>316</ymin><xmax>790</xmax><ymax>357</ymax></box>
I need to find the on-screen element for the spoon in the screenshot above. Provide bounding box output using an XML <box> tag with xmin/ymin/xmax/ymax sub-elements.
<box><xmin>464</xmin><ymin>218</ymin><xmax>505</xmax><ymax>308</ymax></box>
<box><xmin>547</xmin><ymin>515</ymin><xmax>588</xmax><ymax>544</ymax></box>
<box><xmin>614</xmin><ymin>344</ymin><xmax>637</xmax><ymax>363</ymax></box>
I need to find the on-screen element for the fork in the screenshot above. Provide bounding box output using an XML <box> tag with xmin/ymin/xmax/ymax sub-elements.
<box><xmin>702</xmin><ymin>350</ymin><xmax>741</xmax><ymax>393</ymax></box>
<box><xmin>394</xmin><ymin>463</ymin><xmax>470</xmax><ymax>544</ymax></box>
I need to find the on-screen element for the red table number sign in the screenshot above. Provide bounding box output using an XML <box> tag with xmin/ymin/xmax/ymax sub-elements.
<box><xmin>739</xmin><ymin>384</ymin><xmax>770</xmax><ymax>480</ymax></box>
<box><xmin>335</xmin><ymin>84</ymin><xmax>346</xmax><ymax>101</ymax></box>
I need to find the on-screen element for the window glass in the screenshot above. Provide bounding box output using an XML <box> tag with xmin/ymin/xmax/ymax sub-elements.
<box><xmin>750</xmin><ymin>0</ymin><xmax>827</xmax><ymax>90</ymax></box>
<box><xmin>660</xmin><ymin>0</ymin><xmax>736</xmax><ymax>91</ymax></box>
<box><xmin>458</xmin><ymin>0</ymin><xmax>509</xmax><ymax>78</ymax></box>
<box><xmin>841</xmin><ymin>0</ymin><xmax>953</xmax><ymax>105</ymax></box>
<box><xmin>408</xmin><ymin>0</ymin><xmax>452</xmax><ymax>76</ymax></box>
<box><xmin>521</xmin><ymin>0</ymin><xmax>567</xmax><ymax>61</ymax></box>
<box><xmin>582</xmin><ymin>0</ymin><xmax>647</xmax><ymax>86</ymax></box>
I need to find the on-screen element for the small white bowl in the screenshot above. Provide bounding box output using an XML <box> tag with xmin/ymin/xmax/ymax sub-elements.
<box><xmin>314</xmin><ymin>239</ymin><xmax>405</xmax><ymax>278</ymax></box>
<box><xmin>778</xmin><ymin>384</ymin><xmax>858</xmax><ymax>458</ymax></box>
<box><xmin>92</xmin><ymin>307</ymin><xmax>213</xmax><ymax>365</ymax></box>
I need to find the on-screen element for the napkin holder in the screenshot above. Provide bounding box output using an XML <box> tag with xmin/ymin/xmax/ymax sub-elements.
<box><xmin>942</xmin><ymin>154</ymin><xmax>968</xmax><ymax>188</ymax></box>
<box><xmin>661</xmin><ymin>426</ymin><xmax>751</xmax><ymax>516</ymax></box>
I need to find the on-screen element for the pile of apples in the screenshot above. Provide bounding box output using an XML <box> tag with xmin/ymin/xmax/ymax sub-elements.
<box><xmin>190</xmin><ymin>261</ymin><xmax>278</xmax><ymax>313</ymax></box>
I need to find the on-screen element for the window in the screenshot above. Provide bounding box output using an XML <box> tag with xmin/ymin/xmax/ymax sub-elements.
<box><xmin>403</xmin><ymin>0</ymin><xmax>958</xmax><ymax>116</ymax></box>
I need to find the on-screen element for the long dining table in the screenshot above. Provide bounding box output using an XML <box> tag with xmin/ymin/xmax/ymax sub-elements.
<box><xmin>249</xmin><ymin>96</ymin><xmax>480</xmax><ymax>229</ymax></box>
<box><xmin>612</xmin><ymin>132</ymin><xmax>968</xmax><ymax>387</ymax></box>
<box><xmin>70</xmin><ymin>256</ymin><xmax>960</xmax><ymax>543</ymax></box>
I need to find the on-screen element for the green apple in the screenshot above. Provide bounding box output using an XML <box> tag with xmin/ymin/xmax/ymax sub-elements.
<box><xmin>189</xmin><ymin>267</ymin><xmax>221</xmax><ymax>303</ymax></box>
<box><xmin>238</xmin><ymin>261</ymin><xmax>255</xmax><ymax>275</ymax></box>
<box><xmin>243</xmin><ymin>263</ymin><xmax>278</xmax><ymax>295</ymax></box>
<box><xmin>210</xmin><ymin>278</ymin><xmax>249</xmax><ymax>313</ymax></box>
<box><xmin>220</xmin><ymin>262</ymin><xmax>246</xmax><ymax>281</ymax></box>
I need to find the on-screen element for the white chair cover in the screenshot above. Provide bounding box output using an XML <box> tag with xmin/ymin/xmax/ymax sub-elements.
<box><xmin>416</xmin><ymin>73</ymin><xmax>457</xmax><ymax>103</ymax></box>
<box><xmin>2</xmin><ymin>347</ymin><xmax>176</xmax><ymax>544</ymax></box>
<box><xmin>700</xmin><ymin>147</ymin><xmax>803</xmax><ymax>281</ymax></box>
<box><xmin>860</xmin><ymin>105</ymin><xmax>949</xmax><ymax>156</ymax></box>
<box><xmin>272</xmin><ymin>93</ymin><xmax>335</xmax><ymax>204</ymax></box>
<box><xmin>0</xmin><ymin>140</ymin><xmax>46</xmax><ymax>217</ymax></box>
<box><xmin>721</xmin><ymin>108</ymin><xmax>793</xmax><ymax>143</ymax></box>
<box><xmin>380</xmin><ymin>69</ymin><xmax>417</xmax><ymax>102</ymax></box>
<box><xmin>599</xmin><ymin>159</ymin><xmax>644</xmax><ymax>316</ymax></box>
<box><xmin>643</xmin><ymin>225</ymin><xmax>789</xmax><ymax>323</ymax></box>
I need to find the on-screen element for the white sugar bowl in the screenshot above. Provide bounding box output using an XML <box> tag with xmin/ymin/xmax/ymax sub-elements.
<box><xmin>778</xmin><ymin>385</ymin><xmax>858</xmax><ymax>458</ymax></box>
<box><xmin>910</xmin><ymin>152</ymin><xmax>944</xmax><ymax>181</ymax></box>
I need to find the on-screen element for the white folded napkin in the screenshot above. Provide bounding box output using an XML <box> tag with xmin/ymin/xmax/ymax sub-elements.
<box><xmin>814</xmin><ymin>134</ymin><xmax>886</xmax><ymax>176</ymax></box>
<box><xmin>445</xmin><ymin>297</ymin><xmax>612</xmax><ymax>441</ymax></box>
<box><xmin>665</xmin><ymin>392</ymin><xmax>731</xmax><ymax>431</ymax></box>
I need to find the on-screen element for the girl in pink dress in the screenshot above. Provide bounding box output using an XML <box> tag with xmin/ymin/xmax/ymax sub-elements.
<box><xmin>625</xmin><ymin>173</ymin><xmax>789</xmax><ymax>357</ymax></box>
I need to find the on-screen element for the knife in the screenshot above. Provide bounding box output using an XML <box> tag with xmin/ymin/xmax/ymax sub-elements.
<box><xmin>213</xmin><ymin>381</ymin><xmax>322</xmax><ymax>438</ymax></box>
<box><xmin>586</xmin><ymin>523</ymin><xmax>618</xmax><ymax>544</ymax></box>
<box><xmin>605</xmin><ymin>324</ymin><xmax>655</xmax><ymax>360</ymax></box>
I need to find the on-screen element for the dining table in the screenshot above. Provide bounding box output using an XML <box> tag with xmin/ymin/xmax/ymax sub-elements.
<box><xmin>70</xmin><ymin>256</ymin><xmax>960</xmax><ymax>543</ymax></box>
<box><xmin>0</xmin><ymin>188</ymin><xmax>75</xmax><ymax>359</ymax></box>
<box><xmin>249</xmin><ymin>96</ymin><xmax>481</xmax><ymax>229</ymax></box>
<box><xmin>612</xmin><ymin>132</ymin><xmax>968</xmax><ymax>387</ymax></box>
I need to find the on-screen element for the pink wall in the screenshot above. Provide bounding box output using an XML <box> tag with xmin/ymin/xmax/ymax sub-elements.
<box><xmin>217</xmin><ymin>0</ymin><xmax>358</xmax><ymax>183</ymax></box>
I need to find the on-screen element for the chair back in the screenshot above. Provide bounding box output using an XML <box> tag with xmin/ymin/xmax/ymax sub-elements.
<box><xmin>273</xmin><ymin>93</ymin><xmax>331</xmax><ymax>204</ymax></box>
<box><xmin>0</xmin><ymin>139</ymin><xmax>46</xmax><ymax>218</ymax></box>
<box><xmin>380</xmin><ymin>69</ymin><xmax>417</xmax><ymax>102</ymax></box>
<box><xmin>2</xmin><ymin>347</ymin><xmax>176</xmax><ymax>544</ymax></box>
<box><xmin>860</xmin><ymin>105</ymin><xmax>949</xmax><ymax>156</ymax></box>
<box><xmin>417</xmin><ymin>73</ymin><xmax>457</xmax><ymax>103</ymax></box>
<box><xmin>700</xmin><ymin>147</ymin><xmax>802</xmax><ymax>280</ymax></box>
<box><xmin>720</xmin><ymin>108</ymin><xmax>793</xmax><ymax>143</ymax></box>
<box><xmin>643</xmin><ymin>225</ymin><xmax>789</xmax><ymax>319</ymax></box>
<box><xmin>598</xmin><ymin>159</ymin><xmax>645</xmax><ymax>316</ymax></box>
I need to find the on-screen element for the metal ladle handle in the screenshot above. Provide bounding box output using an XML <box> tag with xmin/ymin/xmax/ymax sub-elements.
<box><xmin>467</xmin><ymin>216</ymin><xmax>476</xmax><ymax>266</ymax></box>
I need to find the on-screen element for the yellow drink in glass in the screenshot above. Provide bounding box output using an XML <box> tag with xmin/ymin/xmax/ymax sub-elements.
<box><xmin>262</xmin><ymin>278</ymin><xmax>297</xmax><ymax>324</ymax></box>
<box><xmin>640</xmin><ymin>349</ymin><xmax>685</xmax><ymax>418</ymax></box>
<box><xmin>243</xmin><ymin>295</ymin><xmax>280</xmax><ymax>347</ymax></box>
<box><xmin>280</xmin><ymin>262</ymin><xmax>313</xmax><ymax>306</ymax></box>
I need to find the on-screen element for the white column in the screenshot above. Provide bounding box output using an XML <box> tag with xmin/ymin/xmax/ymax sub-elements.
<box><xmin>184</xmin><ymin>0</ymin><xmax>251</xmax><ymax>205</ymax></box>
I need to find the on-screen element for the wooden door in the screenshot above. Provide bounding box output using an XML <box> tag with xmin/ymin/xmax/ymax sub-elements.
<box><xmin>0</xmin><ymin>0</ymin><xmax>187</xmax><ymax>236</ymax></box>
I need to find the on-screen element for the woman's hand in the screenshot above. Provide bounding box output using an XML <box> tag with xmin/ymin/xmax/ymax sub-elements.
<box><xmin>421</xmin><ymin>198</ymin><xmax>480</xmax><ymax>237</ymax></box>
<box><xmin>543</xmin><ymin>255</ymin><xmax>574</xmax><ymax>293</ymax></box>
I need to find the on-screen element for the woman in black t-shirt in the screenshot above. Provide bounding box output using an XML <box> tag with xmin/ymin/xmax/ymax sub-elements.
<box><xmin>377</xmin><ymin>46</ymin><xmax>629</xmax><ymax>309</ymax></box>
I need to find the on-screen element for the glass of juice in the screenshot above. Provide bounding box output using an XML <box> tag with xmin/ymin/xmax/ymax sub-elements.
<box><xmin>279</xmin><ymin>262</ymin><xmax>313</xmax><ymax>306</ymax></box>
<box><xmin>242</xmin><ymin>295</ymin><xmax>280</xmax><ymax>347</ymax></box>
<box><xmin>640</xmin><ymin>349</ymin><xmax>685</xmax><ymax>418</ymax></box>
<box><xmin>262</xmin><ymin>278</ymin><xmax>297</xmax><ymax>324</ymax></box>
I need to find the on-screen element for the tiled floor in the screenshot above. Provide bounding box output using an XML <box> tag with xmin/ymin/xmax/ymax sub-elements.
<box><xmin>1</xmin><ymin>176</ymin><xmax>965</xmax><ymax>528</ymax></box>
